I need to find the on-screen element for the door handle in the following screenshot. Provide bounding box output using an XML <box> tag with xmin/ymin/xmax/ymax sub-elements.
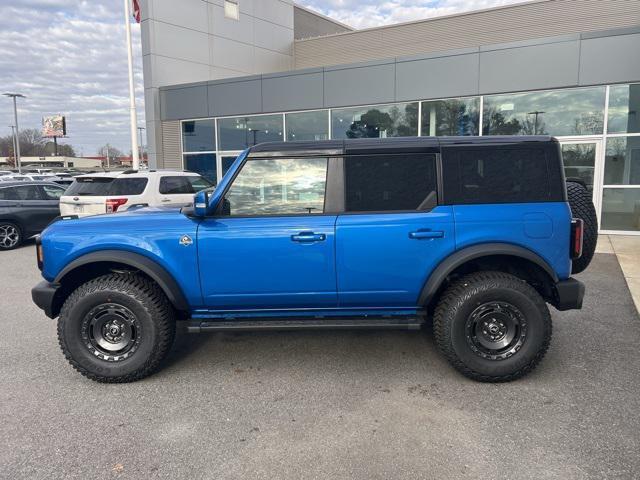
<box><xmin>409</xmin><ymin>230</ymin><xmax>444</xmax><ymax>239</ymax></box>
<box><xmin>291</xmin><ymin>232</ymin><xmax>326</xmax><ymax>243</ymax></box>
<box><xmin>161</xmin><ymin>199</ymin><xmax>171</xmax><ymax>203</ymax></box>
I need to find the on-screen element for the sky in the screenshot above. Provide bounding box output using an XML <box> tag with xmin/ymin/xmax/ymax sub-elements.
<box><xmin>0</xmin><ymin>0</ymin><xmax>525</xmax><ymax>156</ymax></box>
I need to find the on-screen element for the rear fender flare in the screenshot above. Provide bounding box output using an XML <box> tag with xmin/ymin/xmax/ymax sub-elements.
<box><xmin>55</xmin><ymin>250</ymin><xmax>189</xmax><ymax>312</ymax></box>
<box><xmin>418</xmin><ymin>243</ymin><xmax>559</xmax><ymax>305</ymax></box>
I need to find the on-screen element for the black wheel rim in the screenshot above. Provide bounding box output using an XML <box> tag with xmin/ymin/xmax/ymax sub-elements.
<box><xmin>81</xmin><ymin>303</ymin><xmax>141</xmax><ymax>362</ymax></box>
<box><xmin>0</xmin><ymin>224</ymin><xmax>19</xmax><ymax>249</ymax></box>
<box><xmin>465</xmin><ymin>301</ymin><xmax>527</xmax><ymax>361</ymax></box>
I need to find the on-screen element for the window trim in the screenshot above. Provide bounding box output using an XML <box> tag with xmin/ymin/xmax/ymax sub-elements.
<box><xmin>212</xmin><ymin>156</ymin><xmax>338</xmax><ymax>219</ymax></box>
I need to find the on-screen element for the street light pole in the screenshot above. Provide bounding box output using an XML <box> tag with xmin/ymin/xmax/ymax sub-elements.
<box><xmin>3</xmin><ymin>93</ymin><xmax>26</xmax><ymax>174</ymax></box>
<box><xmin>8</xmin><ymin>126</ymin><xmax>17</xmax><ymax>167</ymax></box>
<box><xmin>137</xmin><ymin>126</ymin><xmax>145</xmax><ymax>165</ymax></box>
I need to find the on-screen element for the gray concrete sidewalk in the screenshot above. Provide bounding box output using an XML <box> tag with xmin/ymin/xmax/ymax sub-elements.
<box><xmin>596</xmin><ymin>235</ymin><xmax>640</xmax><ymax>313</ymax></box>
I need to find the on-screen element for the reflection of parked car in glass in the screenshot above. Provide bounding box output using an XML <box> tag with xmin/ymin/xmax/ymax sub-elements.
<box><xmin>59</xmin><ymin>170</ymin><xmax>214</xmax><ymax>217</ymax></box>
<box><xmin>0</xmin><ymin>181</ymin><xmax>66</xmax><ymax>250</ymax></box>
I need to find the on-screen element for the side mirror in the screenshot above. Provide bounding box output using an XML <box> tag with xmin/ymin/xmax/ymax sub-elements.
<box><xmin>193</xmin><ymin>190</ymin><xmax>210</xmax><ymax>217</ymax></box>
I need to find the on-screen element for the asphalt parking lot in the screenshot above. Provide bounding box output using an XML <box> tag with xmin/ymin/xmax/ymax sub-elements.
<box><xmin>1</xmin><ymin>243</ymin><xmax>639</xmax><ymax>480</ymax></box>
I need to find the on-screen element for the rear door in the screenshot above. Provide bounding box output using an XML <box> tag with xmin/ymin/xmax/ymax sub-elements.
<box><xmin>335</xmin><ymin>150</ymin><xmax>455</xmax><ymax>308</ymax></box>
<box><xmin>37</xmin><ymin>184</ymin><xmax>66</xmax><ymax>223</ymax></box>
<box><xmin>9</xmin><ymin>185</ymin><xmax>55</xmax><ymax>233</ymax></box>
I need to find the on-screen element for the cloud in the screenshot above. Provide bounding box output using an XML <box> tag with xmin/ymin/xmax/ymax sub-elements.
<box><xmin>0</xmin><ymin>0</ymin><xmax>523</xmax><ymax>156</ymax></box>
<box><xmin>0</xmin><ymin>1</ymin><xmax>143</xmax><ymax>156</ymax></box>
<box><xmin>298</xmin><ymin>0</ymin><xmax>526</xmax><ymax>29</ymax></box>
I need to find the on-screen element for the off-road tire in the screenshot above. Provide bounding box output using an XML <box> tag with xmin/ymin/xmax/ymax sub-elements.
<box><xmin>433</xmin><ymin>271</ymin><xmax>552</xmax><ymax>382</ymax></box>
<box><xmin>58</xmin><ymin>273</ymin><xmax>175</xmax><ymax>383</ymax></box>
<box><xmin>566</xmin><ymin>181</ymin><xmax>597</xmax><ymax>274</ymax></box>
<box><xmin>0</xmin><ymin>221</ymin><xmax>22</xmax><ymax>250</ymax></box>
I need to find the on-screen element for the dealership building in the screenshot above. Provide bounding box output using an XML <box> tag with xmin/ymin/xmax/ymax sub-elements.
<box><xmin>139</xmin><ymin>0</ymin><xmax>640</xmax><ymax>233</ymax></box>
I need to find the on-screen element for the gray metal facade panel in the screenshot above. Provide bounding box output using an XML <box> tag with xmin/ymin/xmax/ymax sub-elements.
<box><xmin>262</xmin><ymin>72</ymin><xmax>324</xmax><ymax>112</ymax></box>
<box><xmin>160</xmin><ymin>85</ymin><xmax>209</xmax><ymax>121</ymax></box>
<box><xmin>323</xmin><ymin>63</ymin><xmax>395</xmax><ymax>107</ymax></box>
<box><xmin>161</xmin><ymin>121</ymin><xmax>182</xmax><ymax>169</ymax></box>
<box><xmin>479</xmin><ymin>40</ymin><xmax>580</xmax><ymax>94</ymax></box>
<box><xmin>207</xmin><ymin>79</ymin><xmax>263</xmax><ymax>117</ymax></box>
<box><xmin>578</xmin><ymin>33</ymin><xmax>640</xmax><ymax>86</ymax></box>
<box><xmin>395</xmin><ymin>53</ymin><xmax>480</xmax><ymax>101</ymax></box>
<box><xmin>293</xmin><ymin>0</ymin><xmax>640</xmax><ymax>70</ymax></box>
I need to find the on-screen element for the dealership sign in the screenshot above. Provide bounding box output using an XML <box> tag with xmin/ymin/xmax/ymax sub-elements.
<box><xmin>42</xmin><ymin>115</ymin><xmax>67</xmax><ymax>138</ymax></box>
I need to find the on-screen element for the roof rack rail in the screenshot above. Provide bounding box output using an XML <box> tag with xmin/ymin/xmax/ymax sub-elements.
<box><xmin>122</xmin><ymin>169</ymin><xmax>138</xmax><ymax>174</ymax></box>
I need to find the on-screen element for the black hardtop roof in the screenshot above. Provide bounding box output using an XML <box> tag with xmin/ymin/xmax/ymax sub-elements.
<box><xmin>248</xmin><ymin>135</ymin><xmax>556</xmax><ymax>156</ymax></box>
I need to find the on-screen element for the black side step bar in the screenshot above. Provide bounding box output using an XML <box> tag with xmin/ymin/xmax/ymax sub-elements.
<box><xmin>187</xmin><ymin>317</ymin><xmax>424</xmax><ymax>333</ymax></box>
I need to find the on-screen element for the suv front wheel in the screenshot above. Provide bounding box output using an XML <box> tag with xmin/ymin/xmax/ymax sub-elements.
<box><xmin>58</xmin><ymin>273</ymin><xmax>176</xmax><ymax>383</ymax></box>
<box><xmin>433</xmin><ymin>271</ymin><xmax>552</xmax><ymax>382</ymax></box>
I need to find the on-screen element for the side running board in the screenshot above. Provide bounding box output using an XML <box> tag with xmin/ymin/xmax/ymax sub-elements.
<box><xmin>186</xmin><ymin>317</ymin><xmax>424</xmax><ymax>333</ymax></box>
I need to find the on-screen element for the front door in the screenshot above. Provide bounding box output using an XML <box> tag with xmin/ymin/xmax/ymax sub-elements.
<box><xmin>559</xmin><ymin>138</ymin><xmax>604</xmax><ymax>223</ymax></box>
<box><xmin>198</xmin><ymin>155</ymin><xmax>338</xmax><ymax>310</ymax></box>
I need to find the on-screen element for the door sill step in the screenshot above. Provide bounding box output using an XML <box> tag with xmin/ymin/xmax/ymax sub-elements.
<box><xmin>186</xmin><ymin>317</ymin><xmax>424</xmax><ymax>333</ymax></box>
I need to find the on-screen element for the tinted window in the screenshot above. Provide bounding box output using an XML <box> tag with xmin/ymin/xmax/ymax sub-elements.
<box><xmin>225</xmin><ymin>158</ymin><xmax>328</xmax><ymax>216</ymax></box>
<box><xmin>11</xmin><ymin>185</ymin><xmax>43</xmax><ymax>200</ymax></box>
<box><xmin>159</xmin><ymin>176</ymin><xmax>213</xmax><ymax>195</ymax></box>
<box><xmin>344</xmin><ymin>154</ymin><xmax>437</xmax><ymax>212</ymax></box>
<box><xmin>65</xmin><ymin>177</ymin><xmax>114</xmax><ymax>196</ymax></box>
<box><xmin>0</xmin><ymin>187</ymin><xmax>16</xmax><ymax>200</ymax></box>
<box><xmin>110</xmin><ymin>178</ymin><xmax>148</xmax><ymax>195</ymax></box>
<box><xmin>41</xmin><ymin>185</ymin><xmax>66</xmax><ymax>200</ymax></box>
<box><xmin>442</xmin><ymin>146</ymin><xmax>551</xmax><ymax>204</ymax></box>
<box><xmin>421</xmin><ymin>98</ymin><xmax>480</xmax><ymax>136</ymax></box>
<box><xmin>182</xmin><ymin>119</ymin><xmax>215</xmax><ymax>152</ymax></box>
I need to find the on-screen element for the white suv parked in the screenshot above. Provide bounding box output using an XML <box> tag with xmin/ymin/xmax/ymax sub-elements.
<box><xmin>59</xmin><ymin>170</ymin><xmax>213</xmax><ymax>217</ymax></box>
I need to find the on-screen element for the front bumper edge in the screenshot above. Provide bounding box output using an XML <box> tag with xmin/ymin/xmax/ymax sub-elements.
<box><xmin>31</xmin><ymin>280</ymin><xmax>60</xmax><ymax>319</ymax></box>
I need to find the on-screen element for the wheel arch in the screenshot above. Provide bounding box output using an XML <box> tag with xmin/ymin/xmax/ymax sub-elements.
<box><xmin>53</xmin><ymin>250</ymin><xmax>189</xmax><ymax>317</ymax></box>
<box><xmin>419</xmin><ymin>243</ymin><xmax>559</xmax><ymax>307</ymax></box>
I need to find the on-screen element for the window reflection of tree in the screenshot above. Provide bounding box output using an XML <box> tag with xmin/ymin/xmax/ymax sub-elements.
<box><xmin>226</xmin><ymin>158</ymin><xmax>328</xmax><ymax>215</ymax></box>
<box><xmin>339</xmin><ymin>103</ymin><xmax>418</xmax><ymax>139</ymax></box>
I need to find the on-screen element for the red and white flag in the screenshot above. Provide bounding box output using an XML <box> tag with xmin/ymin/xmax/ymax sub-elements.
<box><xmin>132</xmin><ymin>0</ymin><xmax>141</xmax><ymax>23</ymax></box>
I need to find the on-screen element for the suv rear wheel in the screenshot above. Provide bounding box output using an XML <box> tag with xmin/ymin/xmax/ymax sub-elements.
<box><xmin>58</xmin><ymin>273</ymin><xmax>175</xmax><ymax>383</ymax></box>
<box><xmin>433</xmin><ymin>271</ymin><xmax>552</xmax><ymax>382</ymax></box>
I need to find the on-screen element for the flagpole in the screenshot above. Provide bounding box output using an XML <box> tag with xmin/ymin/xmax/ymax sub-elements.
<box><xmin>124</xmin><ymin>0</ymin><xmax>140</xmax><ymax>170</ymax></box>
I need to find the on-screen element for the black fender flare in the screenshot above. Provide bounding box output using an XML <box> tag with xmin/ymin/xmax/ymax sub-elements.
<box><xmin>418</xmin><ymin>243</ymin><xmax>559</xmax><ymax>305</ymax></box>
<box><xmin>55</xmin><ymin>250</ymin><xmax>190</xmax><ymax>312</ymax></box>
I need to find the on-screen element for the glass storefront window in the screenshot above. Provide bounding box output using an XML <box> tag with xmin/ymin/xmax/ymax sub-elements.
<box><xmin>182</xmin><ymin>120</ymin><xmax>215</xmax><ymax>152</ymax></box>
<box><xmin>601</xmin><ymin>188</ymin><xmax>640</xmax><ymax>232</ymax></box>
<box><xmin>604</xmin><ymin>137</ymin><xmax>640</xmax><ymax>185</ymax></box>
<box><xmin>184</xmin><ymin>153</ymin><xmax>217</xmax><ymax>184</ymax></box>
<box><xmin>331</xmin><ymin>102</ymin><xmax>418</xmax><ymax>139</ymax></box>
<box><xmin>285</xmin><ymin>110</ymin><xmax>329</xmax><ymax>141</ymax></box>
<box><xmin>218</xmin><ymin>114</ymin><xmax>283</xmax><ymax>151</ymax></box>
<box><xmin>483</xmin><ymin>87</ymin><xmax>606</xmax><ymax>136</ymax></box>
<box><xmin>221</xmin><ymin>155</ymin><xmax>238</xmax><ymax>176</ymax></box>
<box><xmin>608</xmin><ymin>83</ymin><xmax>640</xmax><ymax>134</ymax></box>
<box><xmin>561</xmin><ymin>143</ymin><xmax>597</xmax><ymax>189</ymax></box>
<box><xmin>421</xmin><ymin>98</ymin><xmax>479</xmax><ymax>136</ymax></box>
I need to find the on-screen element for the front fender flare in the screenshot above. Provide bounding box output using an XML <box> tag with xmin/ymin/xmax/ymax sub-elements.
<box><xmin>55</xmin><ymin>250</ymin><xmax>190</xmax><ymax>312</ymax></box>
<box><xmin>418</xmin><ymin>243</ymin><xmax>559</xmax><ymax>306</ymax></box>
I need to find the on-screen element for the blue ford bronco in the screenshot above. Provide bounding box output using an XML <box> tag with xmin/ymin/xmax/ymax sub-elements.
<box><xmin>32</xmin><ymin>136</ymin><xmax>597</xmax><ymax>383</ymax></box>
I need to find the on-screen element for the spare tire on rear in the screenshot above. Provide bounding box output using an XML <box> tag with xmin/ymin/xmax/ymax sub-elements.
<box><xmin>566</xmin><ymin>181</ymin><xmax>598</xmax><ymax>274</ymax></box>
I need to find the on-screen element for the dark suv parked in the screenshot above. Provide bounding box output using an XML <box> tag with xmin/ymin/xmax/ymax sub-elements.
<box><xmin>0</xmin><ymin>182</ymin><xmax>66</xmax><ymax>250</ymax></box>
<box><xmin>32</xmin><ymin>136</ymin><xmax>597</xmax><ymax>383</ymax></box>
